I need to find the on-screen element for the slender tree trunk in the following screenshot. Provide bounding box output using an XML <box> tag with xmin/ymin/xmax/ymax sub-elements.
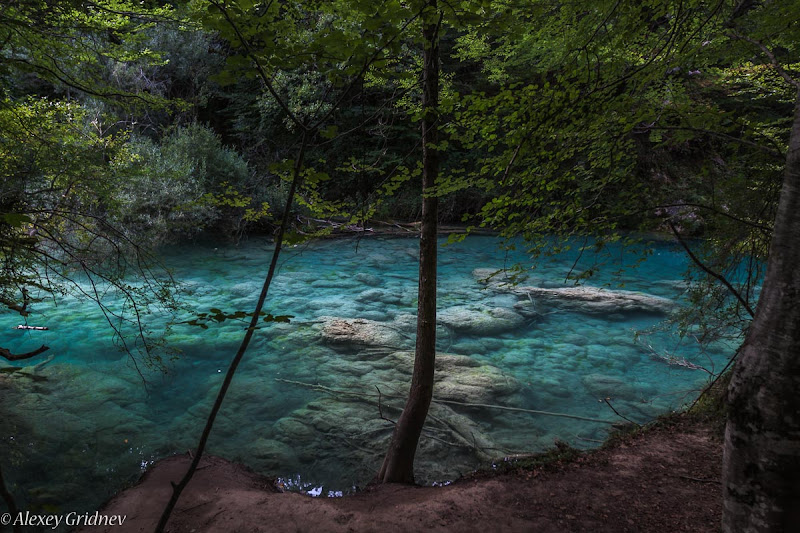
<box><xmin>377</xmin><ymin>1</ymin><xmax>439</xmax><ymax>483</ymax></box>
<box><xmin>155</xmin><ymin>133</ymin><xmax>308</xmax><ymax>532</ymax></box>
<box><xmin>722</xmin><ymin>88</ymin><xmax>800</xmax><ymax>532</ymax></box>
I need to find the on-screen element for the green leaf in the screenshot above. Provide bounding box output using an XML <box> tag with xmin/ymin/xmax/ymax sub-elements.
<box><xmin>263</xmin><ymin>314</ymin><xmax>293</xmax><ymax>323</ymax></box>
<box><xmin>3</xmin><ymin>213</ymin><xmax>32</xmax><ymax>227</ymax></box>
<box><xmin>319</xmin><ymin>125</ymin><xmax>338</xmax><ymax>139</ymax></box>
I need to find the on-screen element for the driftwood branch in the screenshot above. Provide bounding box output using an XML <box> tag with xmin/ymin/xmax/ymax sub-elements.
<box><xmin>277</xmin><ymin>379</ymin><xmax>615</xmax><ymax>424</ymax></box>
<box><xmin>0</xmin><ymin>345</ymin><xmax>50</xmax><ymax>361</ymax></box>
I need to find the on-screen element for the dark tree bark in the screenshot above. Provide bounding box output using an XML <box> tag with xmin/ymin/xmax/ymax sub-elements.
<box><xmin>377</xmin><ymin>1</ymin><xmax>440</xmax><ymax>484</ymax></box>
<box><xmin>722</xmin><ymin>88</ymin><xmax>800</xmax><ymax>532</ymax></box>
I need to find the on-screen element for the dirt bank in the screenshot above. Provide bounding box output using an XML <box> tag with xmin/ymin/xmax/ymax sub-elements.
<box><xmin>79</xmin><ymin>415</ymin><xmax>722</xmax><ymax>532</ymax></box>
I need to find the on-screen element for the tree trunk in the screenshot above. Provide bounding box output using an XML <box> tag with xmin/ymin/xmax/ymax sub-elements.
<box><xmin>377</xmin><ymin>2</ymin><xmax>439</xmax><ymax>484</ymax></box>
<box><xmin>722</xmin><ymin>88</ymin><xmax>800</xmax><ymax>532</ymax></box>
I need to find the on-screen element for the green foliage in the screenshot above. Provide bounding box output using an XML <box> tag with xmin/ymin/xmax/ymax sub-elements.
<box><xmin>0</xmin><ymin>95</ymin><xmax>179</xmax><ymax>369</ymax></box>
<box><xmin>2</xmin><ymin>0</ymin><xmax>797</xmax><ymax>369</ymax></box>
<box><xmin>0</xmin><ymin>1</ymin><xmax>174</xmax><ymax>108</ymax></box>
<box><xmin>432</xmin><ymin>0</ymin><xmax>789</xmax><ymax>301</ymax></box>
<box><xmin>110</xmin><ymin>123</ymin><xmax>253</xmax><ymax>240</ymax></box>
<box><xmin>183</xmin><ymin>308</ymin><xmax>293</xmax><ymax>329</ymax></box>
<box><xmin>1</xmin><ymin>97</ymin><xmax>119</xmax><ymax>304</ymax></box>
<box><xmin>0</xmin><ymin>1</ymin><xmax>189</xmax><ymax>370</ymax></box>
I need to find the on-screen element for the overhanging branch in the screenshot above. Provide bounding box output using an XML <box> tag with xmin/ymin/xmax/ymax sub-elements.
<box><xmin>668</xmin><ymin>220</ymin><xmax>755</xmax><ymax>318</ymax></box>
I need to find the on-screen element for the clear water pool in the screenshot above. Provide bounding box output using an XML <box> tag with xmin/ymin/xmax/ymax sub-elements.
<box><xmin>0</xmin><ymin>234</ymin><xmax>738</xmax><ymax>516</ymax></box>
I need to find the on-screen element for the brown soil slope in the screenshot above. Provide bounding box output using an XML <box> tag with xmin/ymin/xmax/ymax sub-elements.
<box><xmin>83</xmin><ymin>416</ymin><xmax>722</xmax><ymax>533</ymax></box>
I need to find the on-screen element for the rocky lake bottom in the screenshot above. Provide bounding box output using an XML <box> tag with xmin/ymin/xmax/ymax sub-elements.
<box><xmin>0</xmin><ymin>235</ymin><xmax>738</xmax><ymax>518</ymax></box>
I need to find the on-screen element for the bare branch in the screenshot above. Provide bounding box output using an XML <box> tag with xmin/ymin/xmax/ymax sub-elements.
<box><xmin>668</xmin><ymin>220</ymin><xmax>755</xmax><ymax>317</ymax></box>
<box><xmin>602</xmin><ymin>398</ymin><xmax>641</xmax><ymax>427</ymax></box>
<box><xmin>376</xmin><ymin>386</ymin><xmax>397</xmax><ymax>425</ymax></box>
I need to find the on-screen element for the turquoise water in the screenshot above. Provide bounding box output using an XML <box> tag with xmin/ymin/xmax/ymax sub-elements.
<box><xmin>1</xmin><ymin>235</ymin><xmax>737</xmax><ymax>517</ymax></box>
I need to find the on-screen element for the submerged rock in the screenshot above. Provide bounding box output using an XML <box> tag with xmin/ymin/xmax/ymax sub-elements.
<box><xmin>511</xmin><ymin>286</ymin><xmax>675</xmax><ymax>315</ymax></box>
<box><xmin>355</xmin><ymin>272</ymin><xmax>382</xmax><ymax>286</ymax></box>
<box><xmin>355</xmin><ymin>288</ymin><xmax>404</xmax><ymax>305</ymax></box>
<box><xmin>319</xmin><ymin>317</ymin><xmax>412</xmax><ymax>348</ymax></box>
<box><xmin>248</xmin><ymin>438</ymin><xmax>298</xmax><ymax>471</ymax></box>
<box><xmin>438</xmin><ymin>305</ymin><xmax>526</xmax><ymax>336</ymax></box>
<box><xmin>581</xmin><ymin>373</ymin><xmax>640</xmax><ymax>402</ymax></box>
<box><xmin>229</xmin><ymin>281</ymin><xmax>261</xmax><ymax>297</ymax></box>
<box><xmin>274</xmin><ymin>417</ymin><xmax>316</xmax><ymax>440</ymax></box>
<box><xmin>270</xmin><ymin>364</ymin><xmax>514</xmax><ymax>482</ymax></box>
<box><xmin>317</xmin><ymin>313</ymin><xmax>521</xmax><ymax>405</ymax></box>
<box><xmin>389</xmin><ymin>351</ymin><xmax>520</xmax><ymax>405</ymax></box>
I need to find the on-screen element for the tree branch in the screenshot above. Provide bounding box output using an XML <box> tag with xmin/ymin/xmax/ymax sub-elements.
<box><xmin>728</xmin><ymin>32</ymin><xmax>800</xmax><ymax>89</ymax></box>
<box><xmin>633</xmin><ymin>124</ymin><xmax>784</xmax><ymax>158</ymax></box>
<box><xmin>653</xmin><ymin>202</ymin><xmax>773</xmax><ymax>234</ymax></box>
<box><xmin>668</xmin><ymin>220</ymin><xmax>755</xmax><ymax>317</ymax></box>
<box><xmin>208</xmin><ymin>0</ymin><xmax>307</xmax><ymax>132</ymax></box>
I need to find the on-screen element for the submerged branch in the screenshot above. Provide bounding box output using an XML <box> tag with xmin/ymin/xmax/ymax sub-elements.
<box><xmin>0</xmin><ymin>344</ymin><xmax>49</xmax><ymax>361</ymax></box>
<box><xmin>276</xmin><ymin>379</ymin><xmax>615</xmax><ymax>424</ymax></box>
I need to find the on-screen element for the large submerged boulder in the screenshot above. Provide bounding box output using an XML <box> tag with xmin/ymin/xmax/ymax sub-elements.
<box><xmin>511</xmin><ymin>286</ymin><xmax>675</xmax><ymax>315</ymax></box>
<box><xmin>581</xmin><ymin>373</ymin><xmax>641</xmax><ymax>402</ymax></box>
<box><xmin>321</xmin><ymin>306</ymin><xmax>527</xmax><ymax>349</ymax></box>
<box><xmin>387</xmin><ymin>351</ymin><xmax>520</xmax><ymax>404</ymax></box>
<box><xmin>474</xmin><ymin>267</ymin><xmax>676</xmax><ymax>315</ymax></box>
<box><xmin>438</xmin><ymin>305</ymin><xmax>526</xmax><ymax>335</ymax></box>
<box><xmin>316</xmin><ymin>314</ymin><xmax>521</xmax><ymax>404</ymax></box>
<box><xmin>319</xmin><ymin>316</ymin><xmax>411</xmax><ymax>348</ymax></box>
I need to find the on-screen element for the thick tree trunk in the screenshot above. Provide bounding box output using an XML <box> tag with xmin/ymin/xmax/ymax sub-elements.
<box><xmin>377</xmin><ymin>2</ymin><xmax>439</xmax><ymax>484</ymax></box>
<box><xmin>722</xmin><ymin>88</ymin><xmax>800</xmax><ymax>532</ymax></box>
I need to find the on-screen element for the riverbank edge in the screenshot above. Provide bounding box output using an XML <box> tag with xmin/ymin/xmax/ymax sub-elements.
<box><xmin>79</xmin><ymin>410</ymin><xmax>724</xmax><ymax>533</ymax></box>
